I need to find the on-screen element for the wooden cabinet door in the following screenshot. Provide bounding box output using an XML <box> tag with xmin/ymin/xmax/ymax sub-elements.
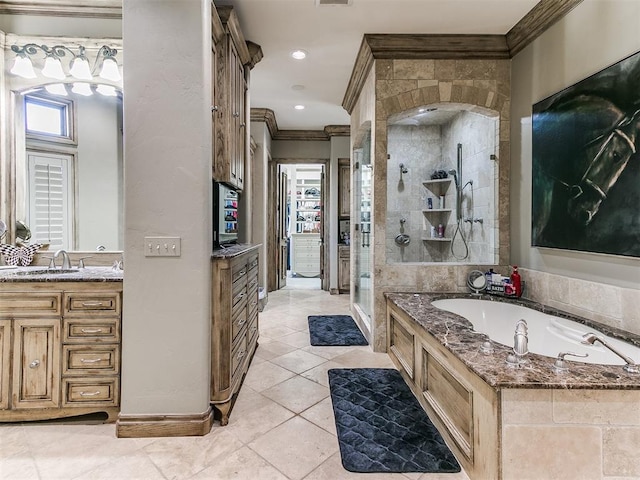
<box><xmin>0</xmin><ymin>320</ymin><xmax>10</xmax><ymax>410</ymax></box>
<box><xmin>12</xmin><ymin>318</ymin><xmax>60</xmax><ymax>409</ymax></box>
<box><xmin>338</xmin><ymin>247</ymin><xmax>350</xmax><ymax>293</ymax></box>
<box><xmin>339</xmin><ymin>161</ymin><xmax>351</xmax><ymax>218</ymax></box>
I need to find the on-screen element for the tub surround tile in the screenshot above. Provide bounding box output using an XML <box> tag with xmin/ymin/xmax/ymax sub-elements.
<box><xmin>603</xmin><ymin>427</ymin><xmax>640</xmax><ymax>477</ymax></box>
<box><xmin>502</xmin><ymin>425</ymin><xmax>603</xmax><ymax>480</ymax></box>
<box><xmin>385</xmin><ymin>292</ymin><xmax>640</xmax><ymax>390</ymax></box>
<box><xmin>501</xmin><ymin>389</ymin><xmax>553</xmax><ymax>424</ymax></box>
<box><xmin>553</xmin><ymin>390</ymin><xmax>640</xmax><ymax>425</ymax></box>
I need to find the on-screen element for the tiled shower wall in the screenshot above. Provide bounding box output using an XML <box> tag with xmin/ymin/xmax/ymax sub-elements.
<box><xmin>386</xmin><ymin>110</ymin><xmax>497</xmax><ymax>263</ymax></box>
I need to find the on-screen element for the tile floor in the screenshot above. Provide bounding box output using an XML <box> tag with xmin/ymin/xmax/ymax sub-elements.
<box><xmin>0</xmin><ymin>288</ymin><xmax>469</xmax><ymax>480</ymax></box>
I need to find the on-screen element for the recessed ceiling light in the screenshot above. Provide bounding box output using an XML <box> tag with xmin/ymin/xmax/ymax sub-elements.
<box><xmin>291</xmin><ymin>84</ymin><xmax>305</xmax><ymax>91</ymax></box>
<box><xmin>291</xmin><ymin>50</ymin><xmax>307</xmax><ymax>60</ymax></box>
<box><xmin>294</xmin><ymin>105</ymin><xmax>305</xmax><ymax>110</ymax></box>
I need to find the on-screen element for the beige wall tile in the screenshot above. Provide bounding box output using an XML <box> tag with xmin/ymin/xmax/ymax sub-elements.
<box><xmin>501</xmin><ymin>389</ymin><xmax>553</xmax><ymax>424</ymax></box>
<box><xmin>502</xmin><ymin>425</ymin><xmax>602</xmax><ymax>480</ymax></box>
<box><xmin>621</xmin><ymin>288</ymin><xmax>640</xmax><ymax>336</ymax></box>
<box><xmin>553</xmin><ymin>390</ymin><xmax>640</xmax><ymax>425</ymax></box>
<box><xmin>393</xmin><ymin>59</ymin><xmax>435</xmax><ymax>79</ymax></box>
<box><xmin>603</xmin><ymin>427</ymin><xmax>640</xmax><ymax>477</ymax></box>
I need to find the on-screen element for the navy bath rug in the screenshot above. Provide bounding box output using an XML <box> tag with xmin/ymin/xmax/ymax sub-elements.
<box><xmin>307</xmin><ymin>315</ymin><xmax>368</xmax><ymax>346</ymax></box>
<box><xmin>328</xmin><ymin>368</ymin><xmax>461</xmax><ymax>473</ymax></box>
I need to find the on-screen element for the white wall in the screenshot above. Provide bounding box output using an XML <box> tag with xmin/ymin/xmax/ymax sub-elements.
<box><xmin>510</xmin><ymin>0</ymin><xmax>640</xmax><ymax>289</ymax></box>
<box><xmin>121</xmin><ymin>0</ymin><xmax>211</xmax><ymax>415</ymax></box>
<box><xmin>329</xmin><ymin>136</ymin><xmax>350</xmax><ymax>290</ymax></box>
<box><xmin>0</xmin><ymin>14</ymin><xmax>121</xmax><ymax>38</ymax></box>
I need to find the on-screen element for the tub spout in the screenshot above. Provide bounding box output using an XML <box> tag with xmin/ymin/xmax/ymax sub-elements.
<box><xmin>581</xmin><ymin>333</ymin><xmax>639</xmax><ymax>374</ymax></box>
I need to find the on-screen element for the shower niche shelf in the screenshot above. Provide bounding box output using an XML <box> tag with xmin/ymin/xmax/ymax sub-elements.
<box><xmin>422</xmin><ymin>208</ymin><xmax>452</xmax><ymax>214</ymax></box>
<box><xmin>422</xmin><ymin>178</ymin><xmax>452</xmax><ymax>193</ymax></box>
<box><xmin>422</xmin><ymin>236</ymin><xmax>452</xmax><ymax>242</ymax></box>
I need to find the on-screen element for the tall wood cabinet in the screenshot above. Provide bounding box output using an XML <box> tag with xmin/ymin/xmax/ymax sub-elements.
<box><xmin>212</xmin><ymin>5</ymin><xmax>257</xmax><ymax>191</ymax></box>
<box><xmin>211</xmin><ymin>245</ymin><xmax>260</xmax><ymax>425</ymax></box>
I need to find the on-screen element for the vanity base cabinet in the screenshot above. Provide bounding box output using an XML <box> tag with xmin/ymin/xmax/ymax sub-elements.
<box><xmin>211</xmin><ymin>246</ymin><xmax>260</xmax><ymax>425</ymax></box>
<box><xmin>0</xmin><ymin>284</ymin><xmax>122</xmax><ymax>422</ymax></box>
<box><xmin>338</xmin><ymin>245</ymin><xmax>350</xmax><ymax>293</ymax></box>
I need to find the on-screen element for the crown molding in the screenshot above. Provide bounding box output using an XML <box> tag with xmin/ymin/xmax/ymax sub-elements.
<box><xmin>506</xmin><ymin>0</ymin><xmax>584</xmax><ymax>56</ymax></box>
<box><xmin>0</xmin><ymin>0</ymin><xmax>122</xmax><ymax>18</ymax></box>
<box><xmin>342</xmin><ymin>0</ymin><xmax>585</xmax><ymax>114</ymax></box>
<box><xmin>250</xmin><ymin>108</ymin><xmax>349</xmax><ymax>141</ymax></box>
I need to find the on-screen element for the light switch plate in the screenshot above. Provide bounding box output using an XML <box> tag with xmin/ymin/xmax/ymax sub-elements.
<box><xmin>144</xmin><ymin>236</ymin><xmax>181</xmax><ymax>257</ymax></box>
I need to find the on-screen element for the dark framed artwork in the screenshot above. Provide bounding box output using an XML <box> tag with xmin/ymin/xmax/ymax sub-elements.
<box><xmin>531</xmin><ymin>50</ymin><xmax>640</xmax><ymax>257</ymax></box>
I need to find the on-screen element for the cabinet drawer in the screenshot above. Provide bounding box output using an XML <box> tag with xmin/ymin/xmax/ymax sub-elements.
<box><xmin>64</xmin><ymin>293</ymin><xmax>121</xmax><ymax>316</ymax></box>
<box><xmin>247</xmin><ymin>310</ymin><xmax>258</xmax><ymax>346</ymax></box>
<box><xmin>0</xmin><ymin>292</ymin><xmax>61</xmax><ymax>317</ymax></box>
<box><xmin>247</xmin><ymin>255</ymin><xmax>259</xmax><ymax>274</ymax></box>
<box><xmin>62</xmin><ymin>377</ymin><xmax>119</xmax><ymax>406</ymax></box>
<box><xmin>246</xmin><ymin>275</ymin><xmax>259</xmax><ymax>295</ymax></box>
<box><xmin>231</xmin><ymin>304</ymin><xmax>248</xmax><ymax>342</ymax></box>
<box><xmin>231</xmin><ymin>333</ymin><xmax>248</xmax><ymax>379</ymax></box>
<box><xmin>63</xmin><ymin>318</ymin><xmax>120</xmax><ymax>343</ymax></box>
<box><xmin>231</xmin><ymin>262</ymin><xmax>249</xmax><ymax>284</ymax></box>
<box><xmin>63</xmin><ymin>345</ymin><xmax>120</xmax><ymax>375</ymax></box>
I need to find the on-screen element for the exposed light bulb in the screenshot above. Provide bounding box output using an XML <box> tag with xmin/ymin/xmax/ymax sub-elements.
<box><xmin>99</xmin><ymin>57</ymin><xmax>121</xmax><ymax>82</ymax></box>
<box><xmin>294</xmin><ymin>105</ymin><xmax>305</xmax><ymax>110</ymax></box>
<box><xmin>71</xmin><ymin>82</ymin><xmax>93</xmax><ymax>96</ymax></box>
<box><xmin>45</xmin><ymin>83</ymin><xmax>68</xmax><ymax>96</ymax></box>
<box><xmin>69</xmin><ymin>56</ymin><xmax>92</xmax><ymax>80</ymax></box>
<box><xmin>96</xmin><ymin>84</ymin><xmax>117</xmax><ymax>96</ymax></box>
<box><xmin>10</xmin><ymin>55</ymin><xmax>36</xmax><ymax>79</ymax></box>
<box><xmin>42</xmin><ymin>56</ymin><xmax>65</xmax><ymax>80</ymax></box>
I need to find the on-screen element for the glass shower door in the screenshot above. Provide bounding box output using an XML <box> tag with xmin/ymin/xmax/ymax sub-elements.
<box><xmin>353</xmin><ymin>131</ymin><xmax>373</xmax><ymax>326</ymax></box>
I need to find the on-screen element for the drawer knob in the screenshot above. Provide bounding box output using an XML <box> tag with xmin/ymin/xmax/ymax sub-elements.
<box><xmin>237</xmin><ymin>350</ymin><xmax>246</xmax><ymax>360</ymax></box>
<box><xmin>29</xmin><ymin>359</ymin><xmax>40</xmax><ymax>368</ymax></box>
<box><xmin>81</xmin><ymin>302</ymin><xmax>105</xmax><ymax>307</ymax></box>
<box><xmin>237</xmin><ymin>318</ymin><xmax>247</xmax><ymax>328</ymax></box>
<box><xmin>79</xmin><ymin>391</ymin><xmax>101</xmax><ymax>397</ymax></box>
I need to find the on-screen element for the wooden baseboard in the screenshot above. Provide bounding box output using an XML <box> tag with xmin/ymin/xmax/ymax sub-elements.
<box><xmin>116</xmin><ymin>407</ymin><xmax>214</xmax><ymax>438</ymax></box>
<box><xmin>330</xmin><ymin>288</ymin><xmax>339</xmax><ymax>295</ymax></box>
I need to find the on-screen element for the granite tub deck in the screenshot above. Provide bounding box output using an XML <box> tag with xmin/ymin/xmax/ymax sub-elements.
<box><xmin>385</xmin><ymin>292</ymin><xmax>640</xmax><ymax>480</ymax></box>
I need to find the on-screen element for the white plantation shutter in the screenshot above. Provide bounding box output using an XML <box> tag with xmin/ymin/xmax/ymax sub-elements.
<box><xmin>27</xmin><ymin>152</ymin><xmax>74</xmax><ymax>251</ymax></box>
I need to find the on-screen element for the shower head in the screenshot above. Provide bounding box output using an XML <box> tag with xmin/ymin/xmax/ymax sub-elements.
<box><xmin>448</xmin><ymin>169</ymin><xmax>459</xmax><ymax>187</ymax></box>
<box><xmin>400</xmin><ymin>163</ymin><xmax>408</xmax><ymax>174</ymax></box>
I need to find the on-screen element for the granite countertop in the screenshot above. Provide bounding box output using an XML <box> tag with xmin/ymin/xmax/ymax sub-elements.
<box><xmin>385</xmin><ymin>292</ymin><xmax>640</xmax><ymax>390</ymax></box>
<box><xmin>0</xmin><ymin>266</ymin><xmax>123</xmax><ymax>282</ymax></box>
<box><xmin>212</xmin><ymin>243</ymin><xmax>260</xmax><ymax>259</ymax></box>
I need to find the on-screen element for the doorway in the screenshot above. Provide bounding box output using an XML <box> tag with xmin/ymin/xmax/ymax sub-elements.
<box><xmin>270</xmin><ymin>161</ymin><xmax>327</xmax><ymax>291</ymax></box>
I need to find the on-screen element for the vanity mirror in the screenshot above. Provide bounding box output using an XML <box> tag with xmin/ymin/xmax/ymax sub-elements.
<box><xmin>3</xmin><ymin>35</ymin><xmax>123</xmax><ymax>253</ymax></box>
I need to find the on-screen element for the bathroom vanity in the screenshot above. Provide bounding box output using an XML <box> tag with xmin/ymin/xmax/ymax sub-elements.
<box><xmin>386</xmin><ymin>292</ymin><xmax>640</xmax><ymax>480</ymax></box>
<box><xmin>0</xmin><ymin>267</ymin><xmax>123</xmax><ymax>422</ymax></box>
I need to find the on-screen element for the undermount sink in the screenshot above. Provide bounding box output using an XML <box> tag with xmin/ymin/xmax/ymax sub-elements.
<box><xmin>13</xmin><ymin>268</ymin><xmax>78</xmax><ymax>276</ymax></box>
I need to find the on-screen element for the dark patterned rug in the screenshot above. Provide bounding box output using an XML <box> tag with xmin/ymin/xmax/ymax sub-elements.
<box><xmin>328</xmin><ymin>368</ymin><xmax>461</xmax><ymax>473</ymax></box>
<box><xmin>307</xmin><ymin>315</ymin><xmax>368</xmax><ymax>346</ymax></box>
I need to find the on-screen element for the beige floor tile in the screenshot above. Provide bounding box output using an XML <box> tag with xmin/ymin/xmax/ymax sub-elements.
<box><xmin>190</xmin><ymin>446</ymin><xmax>288</xmax><ymax>480</ymax></box>
<box><xmin>305</xmin><ymin>452</ymin><xmax>411</xmax><ymax>480</ymax></box>
<box><xmin>279</xmin><ymin>330</ymin><xmax>312</xmax><ymax>348</ymax></box>
<box><xmin>254</xmin><ymin>340</ymin><xmax>299</xmax><ymax>360</ymax></box>
<box><xmin>224</xmin><ymin>398</ymin><xmax>295</xmax><ymax>444</ymax></box>
<box><xmin>300</xmin><ymin>397</ymin><xmax>338</xmax><ymax>436</ymax></box>
<box><xmin>301</xmin><ymin>345</ymin><xmax>362</xmax><ymax>360</ymax></box>
<box><xmin>261</xmin><ymin>324</ymin><xmax>299</xmax><ymax>340</ymax></box>
<box><xmin>143</xmin><ymin>429</ymin><xmax>243</xmax><ymax>480</ymax></box>
<box><xmin>261</xmin><ymin>375</ymin><xmax>329</xmax><ymax>413</ymax></box>
<box><xmin>331</xmin><ymin>349</ymin><xmax>396</xmax><ymax>368</ymax></box>
<box><xmin>248</xmin><ymin>416</ymin><xmax>338</xmax><ymax>480</ymax></box>
<box><xmin>243</xmin><ymin>360</ymin><xmax>297</xmax><ymax>391</ymax></box>
<box><xmin>0</xmin><ymin>425</ymin><xmax>30</xmax><ymax>458</ymax></box>
<box><xmin>270</xmin><ymin>349</ymin><xmax>327</xmax><ymax>374</ymax></box>
<box><xmin>72</xmin><ymin>451</ymin><xmax>165</xmax><ymax>480</ymax></box>
<box><xmin>300</xmin><ymin>360</ymin><xmax>348</xmax><ymax>387</ymax></box>
<box><xmin>0</xmin><ymin>454</ymin><xmax>40</xmax><ymax>480</ymax></box>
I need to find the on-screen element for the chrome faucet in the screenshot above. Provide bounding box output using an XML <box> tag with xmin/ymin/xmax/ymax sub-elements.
<box><xmin>581</xmin><ymin>333</ymin><xmax>639</xmax><ymax>374</ymax></box>
<box><xmin>53</xmin><ymin>249</ymin><xmax>72</xmax><ymax>270</ymax></box>
<box><xmin>507</xmin><ymin>319</ymin><xmax>529</xmax><ymax>366</ymax></box>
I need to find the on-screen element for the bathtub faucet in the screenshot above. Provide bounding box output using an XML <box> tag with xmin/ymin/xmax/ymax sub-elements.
<box><xmin>581</xmin><ymin>333</ymin><xmax>639</xmax><ymax>374</ymax></box>
<box><xmin>506</xmin><ymin>319</ymin><xmax>529</xmax><ymax>366</ymax></box>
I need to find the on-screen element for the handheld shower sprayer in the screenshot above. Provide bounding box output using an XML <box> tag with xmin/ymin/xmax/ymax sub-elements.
<box><xmin>581</xmin><ymin>333</ymin><xmax>639</xmax><ymax>373</ymax></box>
<box><xmin>448</xmin><ymin>169</ymin><xmax>459</xmax><ymax>189</ymax></box>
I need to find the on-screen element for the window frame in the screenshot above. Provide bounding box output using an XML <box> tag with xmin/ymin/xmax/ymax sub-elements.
<box><xmin>24</xmin><ymin>93</ymin><xmax>77</xmax><ymax>146</ymax></box>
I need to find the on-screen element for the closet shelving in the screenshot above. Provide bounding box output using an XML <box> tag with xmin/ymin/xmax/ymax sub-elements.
<box><xmin>294</xmin><ymin>178</ymin><xmax>321</xmax><ymax>234</ymax></box>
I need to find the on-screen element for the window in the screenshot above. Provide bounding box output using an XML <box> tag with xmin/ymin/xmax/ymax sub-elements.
<box><xmin>24</xmin><ymin>94</ymin><xmax>74</xmax><ymax>143</ymax></box>
<box><xmin>27</xmin><ymin>151</ymin><xmax>74</xmax><ymax>251</ymax></box>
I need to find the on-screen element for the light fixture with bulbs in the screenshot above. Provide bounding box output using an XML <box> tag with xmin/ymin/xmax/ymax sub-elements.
<box><xmin>10</xmin><ymin>43</ymin><xmax>122</xmax><ymax>83</ymax></box>
<box><xmin>291</xmin><ymin>49</ymin><xmax>307</xmax><ymax>60</ymax></box>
